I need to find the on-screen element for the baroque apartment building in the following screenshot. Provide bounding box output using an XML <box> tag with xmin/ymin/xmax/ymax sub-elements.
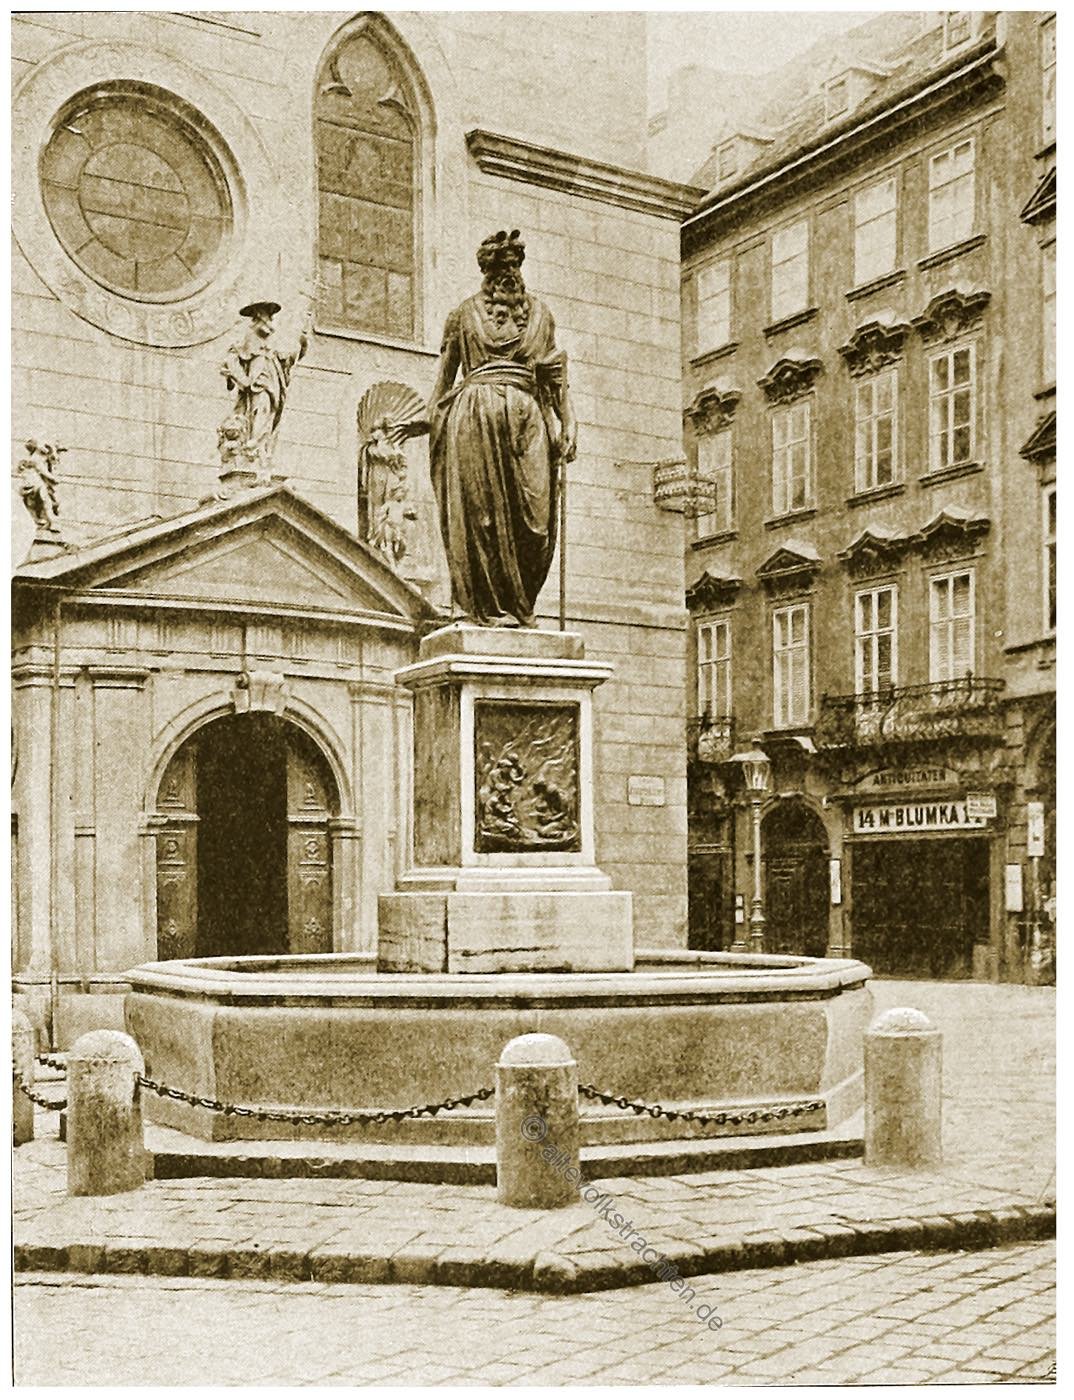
<box><xmin>11</xmin><ymin>9</ymin><xmax>696</xmax><ymax>1040</ymax></box>
<box><xmin>680</xmin><ymin>12</ymin><xmax>1056</xmax><ymax>982</ymax></box>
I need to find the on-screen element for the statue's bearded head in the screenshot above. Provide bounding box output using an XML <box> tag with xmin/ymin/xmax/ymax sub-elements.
<box><xmin>478</xmin><ymin>229</ymin><xmax>526</xmax><ymax>310</ymax></box>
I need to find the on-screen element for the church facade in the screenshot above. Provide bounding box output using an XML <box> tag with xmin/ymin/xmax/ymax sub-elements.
<box><xmin>11</xmin><ymin>10</ymin><xmax>696</xmax><ymax>1040</ymax></box>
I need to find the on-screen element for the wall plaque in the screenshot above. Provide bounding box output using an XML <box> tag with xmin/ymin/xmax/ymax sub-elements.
<box><xmin>852</xmin><ymin>801</ymin><xmax>989</xmax><ymax>836</ymax></box>
<box><xmin>474</xmin><ymin>701</ymin><xmax>580</xmax><ymax>853</ymax></box>
<box><xmin>628</xmin><ymin>775</ymin><xmax>666</xmax><ymax>807</ymax></box>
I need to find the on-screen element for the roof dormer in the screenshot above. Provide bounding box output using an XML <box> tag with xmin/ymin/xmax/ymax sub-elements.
<box><xmin>712</xmin><ymin>127</ymin><xmax>776</xmax><ymax>186</ymax></box>
<box><xmin>820</xmin><ymin>58</ymin><xmax>894</xmax><ymax>125</ymax></box>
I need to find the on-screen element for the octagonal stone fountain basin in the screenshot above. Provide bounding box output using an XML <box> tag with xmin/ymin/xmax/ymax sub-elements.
<box><xmin>124</xmin><ymin>949</ymin><xmax>872</xmax><ymax>1145</ymax></box>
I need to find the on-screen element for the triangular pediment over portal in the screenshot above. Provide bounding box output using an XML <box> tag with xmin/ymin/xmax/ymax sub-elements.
<box><xmin>13</xmin><ymin>485</ymin><xmax>438</xmax><ymax>626</ymax></box>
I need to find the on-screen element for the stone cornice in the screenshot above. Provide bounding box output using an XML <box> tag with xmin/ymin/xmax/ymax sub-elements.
<box><xmin>685</xmin><ymin>386</ymin><xmax>742</xmax><ymax>435</ymax></box>
<box><xmin>758</xmin><ymin>355</ymin><xmax>824</xmax><ymax>405</ymax></box>
<box><xmin>465</xmin><ymin>129</ymin><xmax>705</xmax><ymax>221</ymax></box>
<box><xmin>686</xmin><ymin>569</ymin><xmax>742</xmax><ymax>612</ymax></box>
<box><xmin>912</xmin><ymin>287</ymin><xmax>991</xmax><ymax>346</ymax></box>
<box><xmin>837</xmin><ymin>319</ymin><xmax>911</xmax><ymax>376</ymax></box>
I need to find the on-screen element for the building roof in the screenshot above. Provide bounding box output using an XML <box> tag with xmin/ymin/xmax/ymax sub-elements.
<box><xmin>685</xmin><ymin>14</ymin><xmax>1002</xmax><ymax>238</ymax></box>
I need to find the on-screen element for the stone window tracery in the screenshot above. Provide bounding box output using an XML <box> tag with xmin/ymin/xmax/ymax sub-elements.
<box><xmin>39</xmin><ymin>86</ymin><xmax>232</xmax><ymax>302</ymax></box>
<box><xmin>315</xmin><ymin>23</ymin><xmax>425</xmax><ymax>341</ymax></box>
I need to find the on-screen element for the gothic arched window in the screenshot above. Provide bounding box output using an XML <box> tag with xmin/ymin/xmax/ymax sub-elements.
<box><xmin>315</xmin><ymin>21</ymin><xmax>425</xmax><ymax>342</ymax></box>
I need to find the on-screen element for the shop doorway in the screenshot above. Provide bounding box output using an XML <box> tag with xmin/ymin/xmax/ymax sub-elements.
<box><xmin>688</xmin><ymin>847</ymin><xmax>733</xmax><ymax>951</ymax></box>
<box><xmin>153</xmin><ymin>714</ymin><xmax>338</xmax><ymax>961</ymax></box>
<box><xmin>851</xmin><ymin>837</ymin><xmax>988</xmax><ymax>978</ymax></box>
<box><xmin>762</xmin><ymin>800</ymin><xmax>830</xmax><ymax>958</ymax></box>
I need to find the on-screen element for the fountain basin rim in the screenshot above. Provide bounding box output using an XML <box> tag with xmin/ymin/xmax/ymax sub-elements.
<box><xmin>125</xmin><ymin>950</ymin><xmax>872</xmax><ymax>1008</ymax></box>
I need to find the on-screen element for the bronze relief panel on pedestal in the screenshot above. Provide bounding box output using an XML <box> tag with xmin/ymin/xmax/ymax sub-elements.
<box><xmin>474</xmin><ymin>700</ymin><xmax>580</xmax><ymax>853</ymax></box>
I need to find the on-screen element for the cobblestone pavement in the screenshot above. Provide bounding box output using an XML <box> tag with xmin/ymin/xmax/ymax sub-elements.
<box><xmin>15</xmin><ymin>1241</ymin><xmax>1055</xmax><ymax>1385</ymax></box>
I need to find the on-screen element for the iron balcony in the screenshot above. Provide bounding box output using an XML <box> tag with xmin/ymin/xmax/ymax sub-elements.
<box><xmin>817</xmin><ymin>677</ymin><xmax>1006</xmax><ymax>751</ymax></box>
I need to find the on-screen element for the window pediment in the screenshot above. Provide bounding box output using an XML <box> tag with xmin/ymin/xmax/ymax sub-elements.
<box><xmin>1020</xmin><ymin>410</ymin><xmax>1056</xmax><ymax>464</ymax></box>
<box><xmin>837</xmin><ymin>529</ymin><xmax>913</xmax><ymax>578</ymax></box>
<box><xmin>837</xmin><ymin>318</ymin><xmax>911</xmax><ymax>376</ymax></box>
<box><xmin>912</xmin><ymin>507</ymin><xmax>990</xmax><ymax>561</ymax></box>
<box><xmin>756</xmin><ymin>541</ymin><xmax>821</xmax><ymax>596</ymax></box>
<box><xmin>686</xmin><ymin>568</ymin><xmax>742</xmax><ymax>612</ymax></box>
<box><xmin>685</xmin><ymin>385</ymin><xmax>742</xmax><ymax>436</ymax></box>
<box><xmin>758</xmin><ymin>354</ymin><xmax>824</xmax><ymax>405</ymax></box>
<box><xmin>912</xmin><ymin>286</ymin><xmax>991</xmax><ymax>345</ymax></box>
<box><xmin>1020</xmin><ymin>166</ymin><xmax>1055</xmax><ymax>226</ymax></box>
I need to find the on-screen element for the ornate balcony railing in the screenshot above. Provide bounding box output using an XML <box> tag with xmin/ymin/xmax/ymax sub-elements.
<box><xmin>817</xmin><ymin>678</ymin><xmax>1006</xmax><ymax>751</ymax></box>
<box><xmin>688</xmin><ymin>715</ymin><xmax>736</xmax><ymax>764</ymax></box>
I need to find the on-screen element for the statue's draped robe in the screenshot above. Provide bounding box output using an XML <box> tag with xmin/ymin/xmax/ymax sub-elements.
<box><xmin>429</xmin><ymin>294</ymin><xmax>562</xmax><ymax>625</ymax></box>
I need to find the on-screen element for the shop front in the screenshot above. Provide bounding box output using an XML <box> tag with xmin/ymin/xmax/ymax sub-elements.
<box><xmin>841</xmin><ymin>769</ymin><xmax>1000</xmax><ymax>980</ymax></box>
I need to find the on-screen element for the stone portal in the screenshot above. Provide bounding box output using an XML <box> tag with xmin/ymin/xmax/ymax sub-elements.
<box><xmin>378</xmin><ymin>623</ymin><xmax>633</xmax><ymax>973</ymax></box>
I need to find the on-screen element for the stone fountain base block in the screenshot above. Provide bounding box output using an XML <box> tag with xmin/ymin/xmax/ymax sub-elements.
<box><xmin>124</xmin><ymin>951</ymin><xmax>873</xmax><ymax>1146</ymax></box>
<box><xmin>378</xmin><ymin>890</ymin><xmax>634</xmax><ymax>973</ymax></box>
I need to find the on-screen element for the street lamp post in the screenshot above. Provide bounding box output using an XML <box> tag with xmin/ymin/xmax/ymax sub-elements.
<box><xmin>731</xmin><ymin>744</ymin><xmax>771</xmax><ymax>954</ymax></box>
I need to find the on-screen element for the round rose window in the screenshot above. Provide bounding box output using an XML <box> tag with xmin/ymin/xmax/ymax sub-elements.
<box><xmin>39</xmin><ymin>89</ymin><xmax>232</xmax><ymax>302</ymax></box>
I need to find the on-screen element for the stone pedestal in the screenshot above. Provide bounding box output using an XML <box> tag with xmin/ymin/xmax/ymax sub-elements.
<box><xmin>379</xmin><ymin>623</ymin><xmax>633</xmax><ymax>973</ymax></box>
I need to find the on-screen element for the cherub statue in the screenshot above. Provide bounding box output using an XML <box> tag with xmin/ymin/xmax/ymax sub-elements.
<box><xmin>14</xmin><ymin>440</ymin><xmax>64</xmax><ymax>534</ymax></box>
<box><xmin>355</xmin><ymin>382</ymin><xmax>424</xmax><ymax>567</ymax></box>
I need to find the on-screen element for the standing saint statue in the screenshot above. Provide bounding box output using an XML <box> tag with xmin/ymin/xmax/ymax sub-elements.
<box><xmin>399</xmin><ymin>230</ymin><xmax>577</xmax><ymax>626</ymax></box>
<box><xmin>220</xmin><ymin>300</ymin><xmax>308</xmax><ymax>477</ymax></box>
<box><xmin>14</xmin><ymin>440</ymin><xmax>64</xmax><ymax>534</ymax></box>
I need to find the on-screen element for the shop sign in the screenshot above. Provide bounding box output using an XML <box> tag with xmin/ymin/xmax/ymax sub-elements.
<box><xmin>854</xmin><ymin>766</ymin><xmax>961</xmax><ymax>792</ymax></box>
<box><xmin>852</xmin><ymin>801</ymin><xmax>989</xmax><ymax>835</ymax></box>
<box><xmin>829</xmin><ymin>858</ymin><xmax>842</xmax><ymax>906</ymax></box>
<box><xmin>965</xmin><ymin>792</ymin><xmax>997</xmax><ymax>820</ymax></box>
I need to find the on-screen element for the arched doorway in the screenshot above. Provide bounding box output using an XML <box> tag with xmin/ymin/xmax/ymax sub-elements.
<box><xmin>154</xmin><ymin>714</ymin><xmax>338</xmax><ymax>960</ymax></box>
<box><xmin>762</xmin><ymin>800</ymin><xmax>830</xmax><ymax>958</ymax></box>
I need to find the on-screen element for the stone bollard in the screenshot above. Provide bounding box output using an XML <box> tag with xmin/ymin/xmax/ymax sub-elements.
<box><xmin>496</xmin><ymin>1033</ymin><xmax>580</xmax><ymax>1209</ymax></box>
<box><xmin>12</xmin><ymin>1010</ymin><xmax>37</xmax><ymax>1146</ymax></box>
<box><xmin>67</xmin><ymin>1030</ymin><xmax>148</xmax><ymax>1196</ymax></box>
<box><xmin>864</xmin><ymin>1007</ymin><xmax>943</xmax><ymax>1169</ymax></box>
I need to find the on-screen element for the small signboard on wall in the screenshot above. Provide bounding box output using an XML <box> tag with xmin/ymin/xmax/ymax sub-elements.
<box><xmin>829</xmin><ymin>858</ymin><xmax>842</xmax><ymax>905</ymax></box>
<box><xmin>1027</xmin><ymin>801</ymin><xmax>1046</xmax><ymax>857</ymax></box>
<box><xmin>966</xmin><ymin>792</ymin><xmax>997</xmax><ymax>820</ymax></box>
<box><xmin>628</xmin><ymin>775</ymin><xmax>666</xmax><ymax>807</ymax></box>
<box><xmin>1005</xmin><ymin>863</ymin><xmax>1024</xmax><ymax>913</ymax></box>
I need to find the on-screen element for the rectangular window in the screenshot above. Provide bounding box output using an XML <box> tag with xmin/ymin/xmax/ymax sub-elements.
<box><xmin>928</xmin><ymin>138</ymin><xmax>975</xmax><ymax>252</ymax></box>
<box><xmin>825</xmin><ymin>77</ymin><xmax>849</xmax><ymax>121</ymax></box>
<box><xmin>929</xmin><ymin>570</ymin><xmax>975</xmax><ymax>682</ymax></box>
<box><xmin>1042</xmin><ymin>16</ymin><xmax>1056</xmax><ymax>144</ymax></box>
<box><xmin>694</xmin><ymin>428</ymin><xmax>733</xmax><ymax>538</ymax></box>
<box><xmin>1043</xmin><ymin>240</ymin><xmax>1056</xmax><ymax>384</ymax></box>
<box><xmin>1044</xmin><ymin>487</ymin><xmax>1056</xmax><ymax>634</ymax></box>
<box><xmin>770</xmin><ymin>219</ymin><xmax>809</xmax><ymax>322</ymax></box>
<box><xmin>855</xmin><ymin>585</ymin><xmax>898</xmax><ymax>694</ymax></box>
<box><xmin>772</xmin><ymin>401</ymin><xmax>812</xmax><ymax>515</ymax></box>
<box><xmin>854</xmin><ymin>368</ymin><xmax>898</xmax><ymax>491</ymax></box>
<box><xmin>697</xmin><ymin>617</ymin><xmax>732</xmax><ymax>720</ymax></box>
<box><xmin>943</xmin><ymin>12</ymin><xmax>972</xmax><ymax>50</ymax></box>
<box><xmin>928</xmin><ymin>345</ymin><xmax>976</xmax><ymax>471</ymax></box>
<box><xmin>854</xmin><ymin>177</ymin><xmax>897</xmax><ymax>285</ymax></box>
<box><xmin>773</xmin><ymin>603</ymin><xmax>811</xmax><ymax>727</ymax></box>
<box><xmin>696</xmin><ymin>259</ymin><xmax>732</xmax><ymax>354</ymax></box>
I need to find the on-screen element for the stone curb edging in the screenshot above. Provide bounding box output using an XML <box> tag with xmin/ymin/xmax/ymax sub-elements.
<box><xmin>14</xmin><ymin>1200</ymin><xmax>1055</xmax><ymax>1294</ymax></box>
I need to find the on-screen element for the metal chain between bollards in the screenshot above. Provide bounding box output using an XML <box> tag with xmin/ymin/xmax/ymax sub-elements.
<box><xmin>136</xmin><ymin>1076</ymin><xmax>495</xmax><ymax>1127</ymax></box>
<box><xmin>579</xmin><ymin>1083</ymin><xmax>824</xmax><ymax>1128</ymax></box>
<box><xmin>14</xmin><ymin>1073</ymin><xmax>67</xmax><ymax>1113</ymax></box>
<box><xmin>36</xmin><ymin>1053</ymin><xmax>67</xmax><ymax>1073</ymax></box>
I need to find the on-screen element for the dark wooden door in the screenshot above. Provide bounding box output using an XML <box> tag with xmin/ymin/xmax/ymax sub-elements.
<box><xmin>285</xmin><ymin>734</ymin><xmax>334</xmax><ymax>955</ymax></box>
<box><xmin>764</xmin><ymin>845</ymin><xmax>830</xmax><ymax>958</ymax></box>
<box><xmin>155</xmin><ymin>743</ymin><xmax>198</xmax><ymax>961</ymax></box>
